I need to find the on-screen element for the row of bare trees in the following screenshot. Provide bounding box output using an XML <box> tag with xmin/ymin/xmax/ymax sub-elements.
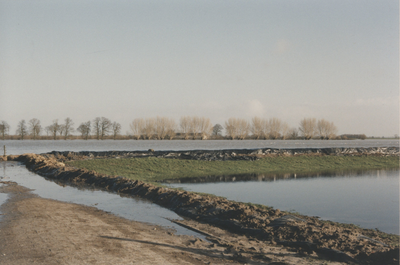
<box><xmin>2</xmin><ymin>117</ymin><xmax>121</xmax><ymax>140</ymax></box>
<box><xmin>225</xmin><ymin>117</ymin><xmax>297</xmax><ymax>140</ymax></box>
<box><xmin>240</xmin><ymin>117</ymin><xmax>336</xmax><ymax>140</ymax></box>
<box><xmin>299</xmin><ymin>118</ymin><xmax>338</xmax><ymax>140</ymax></box>
<box><xmin>179</xmin><ymin>116</ymin><xmax>213</xmax><ymax>140</ymax></box>
<box><xmin>69</xmin><ymin>117</ymin><xmax>121</xmax><ymax>140</ymax></box>
<box><xmin>128</xmin><ymin>116</ymin><xmax>337</xmax><ymax>140</ymax></box>
<box><xmin>130</xmin><ymin>117</ymin><xmax>177</xmax><ymax>140</ymax></box>
<box><xmin>225</xmin><ymin>117</ymin><xmax>337</xmax><ymax>140</ymax></box>
<box><xmin>1</xmin><ymin>117</ymin><xmax>339</xmax><ymax>140</ymax></box>
<box><xmin>44</xmin><ymin>118</ymin><xmax>75</xmax><ymax>140</ymax></box>
<box><xmin>129</xmin><ymin>116</ymin><xmax>214</xmax><ymax>140</ymax></box>
<box><xmin>224</xmin><ymin>117</ymin><xmax>337</xmax><ymax>140</ymax></box>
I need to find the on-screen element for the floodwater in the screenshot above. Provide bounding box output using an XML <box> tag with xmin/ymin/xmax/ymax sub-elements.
<box><xmin>0</xmin><ymin>161</ymin><xmax>205</xmax><ymax>238</ymax></box>
<box><xmin>1</xmin><ymin>139</ymin><xmax>398</xmax><ymax>235</ymax></box>
<box><xmin>167</xmin><ymin>169</ymin><xmax>400</xmax><ymax>235</ymax></box>
<box><xmin>1</xmin><ymin>139</ymin><xmax>399</xmax><ymax>155</ymax></box>
<box><xmin>0</xmin><ymin>193</ymin><xmax>7</xmax><ymax>222</ymax></box>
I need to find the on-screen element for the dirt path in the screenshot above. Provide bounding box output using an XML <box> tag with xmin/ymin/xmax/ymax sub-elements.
<box><xmin>0</xmin><ymin>182</ymin><xmax>345</xmax><ymax>265</ymax></box>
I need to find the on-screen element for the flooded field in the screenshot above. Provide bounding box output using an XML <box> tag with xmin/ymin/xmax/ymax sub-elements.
<box><xmin>1</xmin><ymin>139</ymin><xmax>398</xmax><ymax>155</ymax></box>
<box><xmin>0</xmin><ymin>161</ymin><xmax>204</xmax><ymax>238</ymax></box>
<box><xmin>167</xmin><ymin>169</ymin><xmax>400</xmax><ymax>234</ymax></box>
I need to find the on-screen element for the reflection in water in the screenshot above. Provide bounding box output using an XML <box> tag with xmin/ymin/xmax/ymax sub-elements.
<box><xmin>162</xmin><ymin>169</ymin><xmax>397</xmax><ymax>184</ymax></box>
<box><xmin>167</xmin><ymin>169</ymin><xmax>400</xmax><ymax>235</ymax></box>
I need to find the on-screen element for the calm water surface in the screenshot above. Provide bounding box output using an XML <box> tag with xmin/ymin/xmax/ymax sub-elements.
<box><xmin>0</xmin><ymin>193</ymin><xmax>7</xmax><ymax>222</ymax></box>
<box><xmin>0</xmin><ymin>161</ymin><xmax>204</xmax><ymax>238</ymax></box>
<box><xmin>1</xmin><ymin>139</ymin><xmax>398</xmax><ymax>155</ymax></box>
<box><xmin>168</xmin><ymin>169</ymin><xmax>400</xmax><ymax>235</ymax></box>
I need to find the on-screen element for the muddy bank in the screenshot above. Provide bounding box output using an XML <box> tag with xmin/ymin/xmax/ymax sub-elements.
<box><xmin>3</xmin><ymin>153</ymin><xmax>400</xmax><ymax>264</ymax></box>
<box><xmin>0</xmin><ymin>181</ymin><xmax>347</xmax><ymax>265</ymax></box>
<box><xmin>35</xmin><ymin>146</ymin><xmax>400</xmax><ymax>162</ymax></box>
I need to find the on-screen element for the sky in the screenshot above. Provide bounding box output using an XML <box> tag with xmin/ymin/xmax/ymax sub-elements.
<box><xmin>0</xmin><ymin>0</ymin><xmax>399</xmax><ymax>137</ymax></box>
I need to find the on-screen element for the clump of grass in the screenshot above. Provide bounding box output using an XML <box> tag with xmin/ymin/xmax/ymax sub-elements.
<box><xmin>67</xmin><ymin>156</ymin><xmax>399</xmax><ymax>184</ymax></box>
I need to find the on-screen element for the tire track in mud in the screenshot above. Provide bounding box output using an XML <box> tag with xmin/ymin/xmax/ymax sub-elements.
<box><xmin>3</xmin><ymin>152</ymin><xmax>399</xmax><ymax>265</ymax></box>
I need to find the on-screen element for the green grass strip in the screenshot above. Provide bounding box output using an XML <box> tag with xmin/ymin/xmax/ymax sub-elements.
<box><xmin>67</xmin><ymin>156</ymin><xmax>399</xmax><ymax>183</ymax></box>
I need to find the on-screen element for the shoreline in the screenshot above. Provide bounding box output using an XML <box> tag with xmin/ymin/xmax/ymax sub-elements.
<box><xmin>2</xmin><ymin>139</ymin><xmax>399</xmax><ymax>157</ymax></box>
<box><xmin>2</xmin><ymin>149</ymin><xmax>399</xmax><ymax>264</ymax></box>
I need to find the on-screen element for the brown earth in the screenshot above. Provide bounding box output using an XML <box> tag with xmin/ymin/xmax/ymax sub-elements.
<box><xmin>1</xmin><ymin>153</ymin><xmax>399</xmax><ymax>264</ymax></box>
<box><xmin>0</xmin><ymin>182</ymin><xmax>345</xmax><ymax>265</ymax></box>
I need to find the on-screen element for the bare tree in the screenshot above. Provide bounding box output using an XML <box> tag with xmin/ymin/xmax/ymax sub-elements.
<box><xmin>189</xmin><ymin>116</ymin><xmax>201</xmax><ymax>140</ymax></box>
<box><xmin>225</xmin><ymin>118</ymin><xmax>249</xmax><ymax>140</ymax></box>
<box><xmin>288</xmin><ymin>128</ymin><xmax>299</xmax><ymax>139</ymax></box>
<box><xmin>267</xmin><ymin>118</ymin><xmax>282</xmax><ymax>139</ymax></box>
<box><xmin>251</xmin><ymin>117</ymin><xmax>265</xmax><ymax>139</ymax></box>
<box><xmin>144</xmin><ymin>118</ymin><xmax>156</xmax><ymax>140</ymax></box>
<box><xmin>165</xmin><ymin>118</ymin><xmax>176</xmax><ymax>140</ymax></box>
<box><xmin>225</xmin><ymin>118</ymin><xmax>239</xmax><ymax>140</ymax></box>
<box><xmin>180</xmin><ymin>116</ymin><xmax>191</xmax><ymax>140</ymax></box>
<box><xmin>0</xmin><ymin>121</ymin><xmax>10</xmax><ymax>140</ymax></box>
<box><xmin>281</xmin><ymin>122</ymin><xmax>290</xmax><ymax>140</ymax></box>
<box><xmin>263</xmin><ymin>119</ymin><xmax>270</xmax><ymax>139</ymax></box>
<box><xmin>237</xmin><ymin>119</ymin><xmax>250</xmax><ymax>140</ymax></box>
<box><xmin>28</xmin><ymin>118</ymin><xmax>42</xmax><ymax>140</ymax></box>
<box><xmin>92</xmin><ymin>117</ymin><xmax>112</xmax><ymax>140</ymax></box>
<box><xmin>61</xmin><ymin>117</ymin><xmax>74</xmax><ymax>140</ymax></box>
<box><xmin>190</xmin><ymin>116</ymin><xmax>200</xmax><ymax>140</ymax></box>
<box><xmin>154</xmin><ymin>117</ymin><xmax>177</xmax><ymax>140</ymax></box>
<box><xmin>100</xmin><ymin>117</ymin><xmax>112</xmax><ymax>140</ymax></box>
<box><xmin>58</xmin><ymin>125</ymin><xmax>65</xmax><ymax>137</ymax></box>
<box><xmin>327</xmin><ymin>121</ymin><xmax>338</xmax><ymax>139</ymax></box>
<box><xmin>93</xmin><ymin>117</ymin><xmax>102</xmax><ymax>140</ymax></box>
<box><xmin>198</xmin><ymin>117</ymin><xmax>213</xmax><ymax>140</ymax></box>
<box><xmin>212</xmin><ymin>124</ymin><xmax>223</xmax><ymax>136</ymax></box>
<box><xmin>46</xmin><ymin>120</ymin><xmax>61</xmax><ymax>140</ymax></box>
<box><xmin>16</xmin><ymin>120</ymin><xmax>28</xmax><ymax>140</ymax></box>
<box><xmin>155</xmin><ymin>117</ymin><xmax>168</xmax><ymax>140</ymax></box>
<box><xmin>130</xmin><ymin>118</ymin><xmax>145</xmax><ymax>140</ymax></box>
<box><xmin>112</xmin><ymin>121</ymin><xmax>121</xmax><ymax>140</ymax></box>
<box><xmin>317</xmin><ymin>119</ymin><xmax>338</xmax><ymax>139</ymax></box>
<box><xmin>299</xmin><ymin>118</ymin><xmax>317</xmax><ymax>140</ymax></box>
<box><xmin>44</xmin><ymin>126</ymin><xmax>51</xmax><ymax>137</ymax></box>
<box><xmin>77</xmin><ymin>121</ymin><xmax>91</xmax><ymax>140</ymax></box>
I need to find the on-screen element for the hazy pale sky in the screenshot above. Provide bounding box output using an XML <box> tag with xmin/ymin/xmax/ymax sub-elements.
<box><xmin>1</xmin><ymin>0</ymin><xmax>398</xmax><ymax>137</ymax></box>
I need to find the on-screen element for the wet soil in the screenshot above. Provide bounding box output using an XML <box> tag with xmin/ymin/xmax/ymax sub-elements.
<box><xmin>1</xmin><ymin>152</ymin><xmax>399</xmax><ymax>264</ymax></box>
<box><xmin>0</xmin><ymin>182</ymin><xmax>343</xmax><ymax>264</ymax></box>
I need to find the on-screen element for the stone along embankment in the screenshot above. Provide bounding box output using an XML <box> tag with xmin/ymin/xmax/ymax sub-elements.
<box><xmin>2</xmin><ymin>148</ymin><xmax>399</xmax><ymax>264</ymax></box>
<box><xmin>41</xmin><ymin>146</ymin><xmax>400</xmax><ymax>161</ymax></box>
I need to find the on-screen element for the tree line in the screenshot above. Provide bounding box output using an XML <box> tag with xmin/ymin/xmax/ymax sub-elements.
<box><xmin>0</xmin><ymin>117</ymin><xmax>121</xmax><ymax>140</ymax></box>
<box><xmin>0</xmin><ymin>117</ymin><xmax>340</xmax><ymax>140</ymax></box>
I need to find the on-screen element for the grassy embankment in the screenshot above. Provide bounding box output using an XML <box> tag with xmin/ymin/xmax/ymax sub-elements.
<box><xmin>67</xmin><ymin>156</ymin><xmax>399</xmax><ymax>184</ymax></box>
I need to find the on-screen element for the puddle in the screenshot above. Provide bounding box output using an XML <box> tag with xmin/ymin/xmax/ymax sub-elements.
<box><xmin>0</xmin><ymin>161</ymin><xmax>205</xmax><ymax>239</ymax></box>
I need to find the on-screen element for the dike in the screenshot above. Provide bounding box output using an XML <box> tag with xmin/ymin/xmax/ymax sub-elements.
<box><xmin>4</xmin><ymin>152</ymin><xmax>400</xmax><ymax>265</ymax></box>
<box><xmin>42</xmin><ymin>146</ymin><xmax>399</xmax><ymax>161</ymax></box>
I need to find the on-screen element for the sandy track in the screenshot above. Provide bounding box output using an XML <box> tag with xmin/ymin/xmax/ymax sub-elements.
<box><xmin>0</xmin><ymin>183</ymin><xmax>344</xmax><ymax>265</ymax></box>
